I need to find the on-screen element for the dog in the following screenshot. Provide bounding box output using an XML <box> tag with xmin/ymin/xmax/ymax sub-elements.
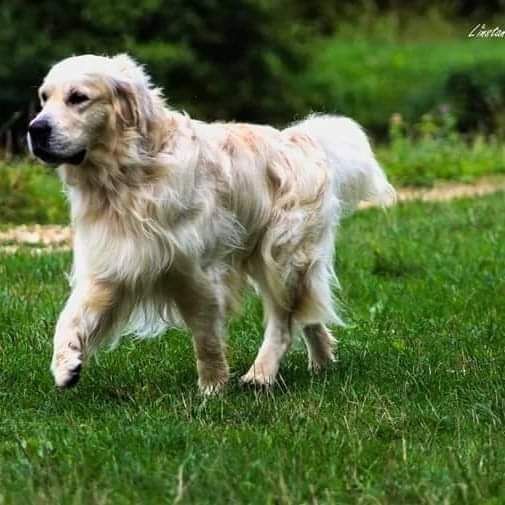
<box><xmin>28</xmin><ymin>54</ymin><xmax>395</xmax><ymax>393</ymax></box>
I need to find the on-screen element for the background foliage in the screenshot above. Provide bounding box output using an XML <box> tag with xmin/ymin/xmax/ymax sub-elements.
<box><xmin>2</xmin><ymin>0</ymin><xmax>505</xmax><ymax>153</ymax></box>
<box><xmin>0</xmin><ymin>0</ymin><xmax>305</xmax><ymax>151</ymax></box>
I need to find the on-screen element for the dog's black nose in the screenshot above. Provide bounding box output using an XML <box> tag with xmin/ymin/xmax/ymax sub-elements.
<box><xmin>28</xmin><ymin>119</ymin><xmax>52</xmax><ymax>147</ymax></box>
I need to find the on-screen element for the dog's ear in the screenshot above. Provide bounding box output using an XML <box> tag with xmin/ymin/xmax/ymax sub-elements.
<box><xmin>110</xmin><ymin>78</ymin><xmax>146</xmax><ymax>134</ymax></box>
<box><xmin>109</xmin><ymin>54</ymin><xmax>163</xmax><ymax>141</ymax></box>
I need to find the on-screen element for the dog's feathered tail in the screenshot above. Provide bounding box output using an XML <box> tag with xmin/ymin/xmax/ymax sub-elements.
<box><xmin>287</xmin><ymin>114</ymin><xmax>396</xmax><ymax>212</ymax></box>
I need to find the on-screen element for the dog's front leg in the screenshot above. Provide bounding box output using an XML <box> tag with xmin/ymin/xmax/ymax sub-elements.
<box><xmin>51</xmin><ymin>279</ymin><xmax>118</xmax><ymax>388</ymax></box>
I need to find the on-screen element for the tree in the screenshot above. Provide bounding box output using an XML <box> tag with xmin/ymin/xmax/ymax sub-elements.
<box><xmin>0</xmin><ymin>0</ymin><xmax>305</xmax><ymax>153</ymax></box>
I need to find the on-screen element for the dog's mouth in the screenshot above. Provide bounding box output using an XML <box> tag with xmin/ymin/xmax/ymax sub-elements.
<box><xmin>33</xmin><ymin>146</ymin><xmax>87</xmax><ymax>166</ymax></box>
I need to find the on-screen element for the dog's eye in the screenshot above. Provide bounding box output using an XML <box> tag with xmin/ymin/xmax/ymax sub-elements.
<box><xmin>40</xmin><ymin>92</ymin><xmax>48</xmax><ymax>103</ymax></box>
<box><xmin>68</xmin><ymin>91</ymin><xmax>89</xmax><ymax>106</ymax></box>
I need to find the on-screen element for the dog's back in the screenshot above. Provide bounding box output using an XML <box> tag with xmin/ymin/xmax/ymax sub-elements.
<box><xmin>284</xmin><ymin>115</ymin><xmax>396</xmax><ymax>212</ymax></box>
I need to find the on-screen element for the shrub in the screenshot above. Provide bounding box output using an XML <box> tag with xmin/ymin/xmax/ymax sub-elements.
<box><xmin>0</xmin><ymin>161</ymin><xmax>67</xmax><ymax>225</ymax></box>
<box><xmin>378</xmin><ymin>113</ymin><xmax>505</xmax><ymax>186</ymax></box>
<box><xmin>441</xmin><ymin>63</ymin><xmax>505</xmax><ymax>135</ymax></box>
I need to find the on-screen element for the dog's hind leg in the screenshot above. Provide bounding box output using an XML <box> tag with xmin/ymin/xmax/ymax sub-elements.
<box><xmin>302</xmin><ymin>323</ymin><xmax>337</xmax><ymax>372</ymax></box>
<box><xmin>294</xmin><ymin>256</ymin><xmax>340</xmax><ymax>372</ymax></box>
<box><xmin>241</xmin><ymin>295</ymin><xmax>293</xmax><ymax>387</ymax></box>
<box><xmin>241</xmin><ymin>260</ymin><xmax>299</xmax><ymax>386</ymax></box>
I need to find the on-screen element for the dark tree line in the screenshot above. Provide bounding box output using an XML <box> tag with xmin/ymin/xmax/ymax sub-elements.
<box><xmin>0</xmin><ymin>0</ymin><xmax>305</xmax><ymax>152</ymax></box>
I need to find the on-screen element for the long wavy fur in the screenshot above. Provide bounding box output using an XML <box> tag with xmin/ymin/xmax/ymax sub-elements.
<box><xmin>56</xmin><ymin>55</ymin><xmax>395</xmax><ymax>350</ymax></box>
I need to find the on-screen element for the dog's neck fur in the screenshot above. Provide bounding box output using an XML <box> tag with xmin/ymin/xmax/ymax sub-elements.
<box><xmin>58</xmin><ymin>101</ymin><xmax>189</xmax><ymax>233</ymax></box>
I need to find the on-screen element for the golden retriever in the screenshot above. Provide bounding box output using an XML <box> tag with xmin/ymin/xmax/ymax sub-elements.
<box><xmin>28</xmin><ymin>54</ymin><xmax>395</xmax><ymax>393</ymax></box>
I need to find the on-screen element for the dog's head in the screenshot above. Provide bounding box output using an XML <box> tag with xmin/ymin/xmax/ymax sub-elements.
<box><xmin>28</xmin><ymin>54</ymin><xmax>163</xmax><ymax>166</ymax></box>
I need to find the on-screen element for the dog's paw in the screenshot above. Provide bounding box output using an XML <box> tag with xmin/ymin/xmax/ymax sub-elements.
<box><xmin>199</xmin><ymin>381</ymin><xmax>226</xmax><ymax>396</ymax></box>
<box><xmin>51</xmin><ymin>348</ymin><xmax>83</xmax><ymax>389</ymax></box>
<box><xmin>240</xmin><ymin>367</ymin><xmax>275</xmax><ymax>387</ymax></box>
<box><xmin>197</xmin><ymin>363</ymin><xmax>229</xmax><ymax>396</ymax></box>
<box><xmin>198</xmin><ymin>376</ymin><xmax>228</xmax><ymax>396</ymax></box>
<box><xmin>308</xmin><ymin>351</ymin><xmax>336</xmax><ymax>374</ymax></box>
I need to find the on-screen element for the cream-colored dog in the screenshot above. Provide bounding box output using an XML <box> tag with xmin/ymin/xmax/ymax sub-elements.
<box><xmin>28</xmin><ymin>54</ymin><xmax>395</xmax><ymax>393</ymax></box>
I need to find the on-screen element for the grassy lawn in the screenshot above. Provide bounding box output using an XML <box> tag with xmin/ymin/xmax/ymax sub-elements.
<box><xmin>1</xmin><ymin>192</ymin><xmax>504</xmax><ymax>504</ymax></box>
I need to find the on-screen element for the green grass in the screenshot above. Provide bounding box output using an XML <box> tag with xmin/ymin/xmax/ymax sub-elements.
<box><xmin>1</xmin><ymin>193</ymin><xmax>505</xmax><ymax>503</ymax></box>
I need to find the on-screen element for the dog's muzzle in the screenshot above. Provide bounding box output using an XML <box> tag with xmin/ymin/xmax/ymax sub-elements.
<box><xmin>28</xmin><ymin>118</ymin><xmax>52</xmax><ymax>148</ymax></box>
<box><xmin>28</xmin><ymin>119</ymin><xmax>86</xmax><ymax>165</ymax></box>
